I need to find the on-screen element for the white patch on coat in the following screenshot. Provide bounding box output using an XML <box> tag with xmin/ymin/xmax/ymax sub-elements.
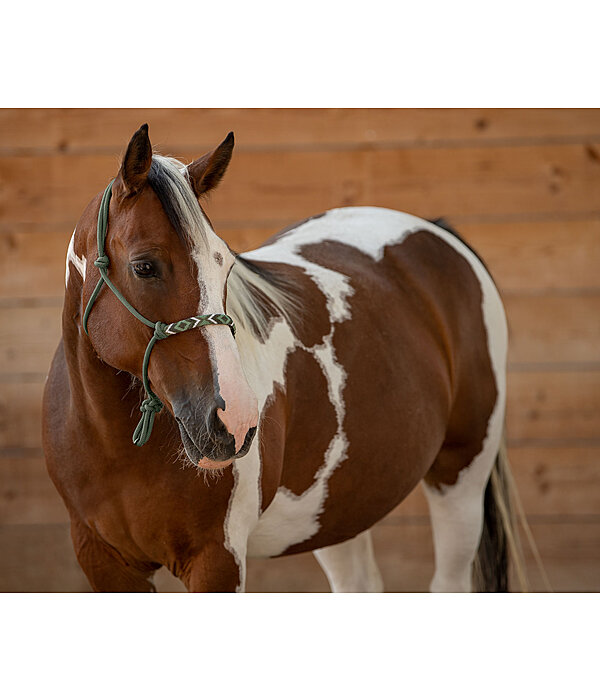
<box><xmin>65</xmin><ymin>228</ymin><xmax>86</xmax><ymax>285</ymax></box>
<box><xmin>248</xmin><ymin>207</ymin><xmax>424</xmax><ymax>265</ymax></box>
<box><xmin>223</xmin><ymin>318</ymin><xmax>298</xmax><ymax>590</ymax></box>
<box><xmin>246</xmin><ymin>329</ymin><xmax>348</xmax><ymax>557</ymax></box>
<box><xmin>221</xmin><ymin>215</ymin><xmax>358</xmax><ymax>562</ymax></box>
<box><xmin>224</xmin><ymin>206</ymin><xmax>507</xmax><ymax>567</ymax></box>
<box><xmin>246</xmin><ymin>242</ymin><xmax>354</xmax><ymax>322</ymax></box>
<box><xmin>313</xmin><ymin>529</ymin><xmax>384</xmax><ymax>592</ymax></box>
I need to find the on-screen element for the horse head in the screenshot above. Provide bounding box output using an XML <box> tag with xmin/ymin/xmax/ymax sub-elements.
<box><xmin>76</xmin><ymin>124</ymin><xmax>258</xmax><ymax>469</ymax></box>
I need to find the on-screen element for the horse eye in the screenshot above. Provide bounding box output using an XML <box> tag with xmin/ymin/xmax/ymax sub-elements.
<box><xmin>132</xmin><ymin>261</ymin><xmax>156</xmax><ymax>278</ymax></box>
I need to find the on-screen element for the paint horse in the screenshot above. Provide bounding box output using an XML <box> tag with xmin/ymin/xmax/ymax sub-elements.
<box><xmin>44</xmin><ymin>124</ymin><xmax>522</xmax><ymax>593</ymax></box>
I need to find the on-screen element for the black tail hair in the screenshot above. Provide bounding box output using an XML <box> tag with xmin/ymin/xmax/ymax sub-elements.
<box><xmin>474</xmin><ymin>456</ymin><xmax>509</xmax><ymax>592</ymax></box>
<box><xmin>473</xmin><ymin>436</ymin><xmax>533</xmax><ymax>592</ymax></box>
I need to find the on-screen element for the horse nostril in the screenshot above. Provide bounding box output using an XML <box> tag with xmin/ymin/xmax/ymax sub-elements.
<box><xmin>209</xmin><ymin>405</ymin><xmax>227</xmax><ymax>433</ymax></box>
<box><xmin>239</xmin><ymin>426</ymin><xmax>257</xmax><ymax>454</ymax></box>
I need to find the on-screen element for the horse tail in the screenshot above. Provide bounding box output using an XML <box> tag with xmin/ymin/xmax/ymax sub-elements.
<box><xmin>473</xmin><ymin>429</ymin><xmax>547</xmax><ymax>592</ymax></box>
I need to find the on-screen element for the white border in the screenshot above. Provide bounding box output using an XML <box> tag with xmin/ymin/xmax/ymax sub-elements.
<box><xmin>0</xmin><ymin>594</ymin><xmax>596</xmax><ymax>699</ymax></box>
<box><xmin>2</xmin><ymin>1</ymin><xmax>598</xmax><ymax>106</ymax></box>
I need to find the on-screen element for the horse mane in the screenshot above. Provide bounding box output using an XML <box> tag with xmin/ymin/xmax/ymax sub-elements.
<box><xmin>148</xmin><ymin>155</ymin><xmax>208</xmax><ymax>249</ymax></box>
<box><xmin>227</xmin><ymin>256</ymin><xmax>302</xmax><ymax>342</ymax></box>
<box><xmin>148</xmin><ymin>154</ymin><xmax>301</xmax><ymax>343</ymax></box>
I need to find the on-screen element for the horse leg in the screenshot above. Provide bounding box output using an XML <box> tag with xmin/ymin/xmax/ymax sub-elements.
<box><xmin>313</xmin><ymin>530</ymin><xmax>384</xmax><ymax>592</ymax></box>
<box><xmin>423</xmin><ymin>433</ymin><xmax>502</xmax><ymax>593</ymax></box>
<box><xmin>180</xmin><ymin>541</ymin><xmax>245</xmax><ymax>592</ymax></box>
<box><xmin>70</xmin><ymin>518</ymin><xmax>158</xmax><ymax>592</ymax></box>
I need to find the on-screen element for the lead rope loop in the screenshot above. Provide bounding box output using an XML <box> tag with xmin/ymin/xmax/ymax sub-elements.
<box><xmin>132</xmin><ymin>322</ymin><xmax>169</xmax><ymax>446</ymax></box>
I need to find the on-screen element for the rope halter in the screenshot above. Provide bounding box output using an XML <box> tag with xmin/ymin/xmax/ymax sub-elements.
<box><xmin>82</xmin><ymin>179</ymin><xmax>236</xmax><ymax>447</ymax></box>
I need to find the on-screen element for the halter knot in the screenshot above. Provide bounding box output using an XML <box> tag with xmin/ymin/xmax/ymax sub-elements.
<box><xmin>153</xmin><ymin>321</ymin><xmax>168</xmax><ymax>340</ymax></box>
<box><xmin>140</xmin><ymin>395</ymin><xmax>164</xmax><ymax>414</ymax></box>
<box><xmin>132</xmin><ymin>395</ymin><xmax>164</xmax><ymax>447</ymax></box>
<box><xmin>94</xmin><ymin>255</ymin><xmax>109</xmax><ymax>270</ymax></box>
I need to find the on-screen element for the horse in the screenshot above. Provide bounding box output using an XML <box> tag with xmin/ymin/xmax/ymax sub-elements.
<box><xmin>43</xmin><ymin>123</ymin><xmax>525</xmax><ymax>592</ymax></box>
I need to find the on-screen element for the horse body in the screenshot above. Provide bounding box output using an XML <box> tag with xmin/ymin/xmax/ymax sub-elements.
<box><xmin>43</xmin><ymin>125</ymin><xmax>514</xmax><ymax>592</ymax></box>
<box><xmin>238</xmin><ymin>207</ymin><xmax>504</xmax><ymax>562</ymax></box>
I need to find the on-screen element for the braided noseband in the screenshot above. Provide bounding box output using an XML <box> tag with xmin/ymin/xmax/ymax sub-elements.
<box><xmin>82</xmin><ymin>180</ymin><xmax>236</xmax><ymax>447</ymax></box>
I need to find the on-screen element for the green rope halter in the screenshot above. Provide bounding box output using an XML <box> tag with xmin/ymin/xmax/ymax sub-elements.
<box><xmin>82</xmin><ymin>179</ymin><xmax>236</xmax><ymax>447</ymax></box>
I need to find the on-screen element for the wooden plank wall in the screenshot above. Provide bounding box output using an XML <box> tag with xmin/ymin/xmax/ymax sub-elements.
<box><xmin>1</xmin><ymin>108</ymin><xmax>599</xmax><ymax>592</ymax></box>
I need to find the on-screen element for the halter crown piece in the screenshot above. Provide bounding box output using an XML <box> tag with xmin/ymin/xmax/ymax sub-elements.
<box><xmin>82</xmin><ymin>179</ymin><xmax>236</xmax><ymax>447</ymax></box>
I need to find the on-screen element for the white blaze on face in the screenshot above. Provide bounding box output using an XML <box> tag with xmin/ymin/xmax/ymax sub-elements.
<box><xmin>193</xmin><ymin>232</ymin><xmax>258</xmax><ymax>457</ymax></box>
<box><xmin>207</xmin><ymin>325</ymin><xmax>259</xmax><ymax>452</ymax></box>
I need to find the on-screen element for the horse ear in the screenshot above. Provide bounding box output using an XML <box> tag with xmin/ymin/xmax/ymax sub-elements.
<box><xmin>115</xmin><ymin>124</ymin><xmax>153</xmax><ymax>196</ymax></box>
<box><xmin>187</xmin><ymin>132</ymin><xmax>234</xmax><ymax>197</ymax></box>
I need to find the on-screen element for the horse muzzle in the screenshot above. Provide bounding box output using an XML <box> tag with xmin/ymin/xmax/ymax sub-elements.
<box><xmin>174</xmin><ymin>404</ymin><xmax>257</xmax><ymax>469</ymax></box>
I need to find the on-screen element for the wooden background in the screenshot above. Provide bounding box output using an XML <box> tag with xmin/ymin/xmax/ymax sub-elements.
<box><xmin>1</xmin><ymin>108</ymin><xmax>599</xmax><ymax>592</ymax></box>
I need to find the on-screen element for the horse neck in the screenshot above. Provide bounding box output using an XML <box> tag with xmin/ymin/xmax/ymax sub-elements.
<box><xmin>227</xmin><ymin>272</ymin><xmax>301</xmax><ymax>418</ymax></box>
<box><xmin>62</xmin><ymin>280</ymin><xmax>141</xmax><ymax>440</ymax></box>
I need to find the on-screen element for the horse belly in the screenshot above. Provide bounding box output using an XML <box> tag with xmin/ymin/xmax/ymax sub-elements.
<box><xmin>247</xmin><ymin>335</ymin><xmax>450</xmax><ymax>558</ymax></box>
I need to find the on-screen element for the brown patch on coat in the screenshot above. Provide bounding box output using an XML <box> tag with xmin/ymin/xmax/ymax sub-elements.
<box><xmin>237</xmin><ymin>257</ymin><xmax>331</xmax><ymax>348</ymax></box>
<box><xmin>258</xmin><ymin>385</ymin><xmax>287</xmax><ymax>513</ymax></box>
<box><xmin>279</xmin><ymin>347</ymin><xmax>338</xmax><ymax>496</ymax></box>
<box><xmin>280</xmin><ymin>231</ymin><xmax>497</xmax><ymax>552</ymax></box>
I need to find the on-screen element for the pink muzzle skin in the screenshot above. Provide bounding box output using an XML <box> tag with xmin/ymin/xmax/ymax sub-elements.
<box><xmin>197</xmin><ymin>456</ymin><xmax>234</xmax><ymax>470</ymax></box>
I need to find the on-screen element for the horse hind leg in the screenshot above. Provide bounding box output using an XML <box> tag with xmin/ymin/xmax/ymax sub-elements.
<box><xmin>423</xmin><ymin>419</ymin><xmax>504</xmax><ymax>593</ymax></box>
<box><xmin>424</xmin><ymin>295</ymin><xmax>507</xmax><ymax>592</ymax></box>
<box><xmin>313</xmin><ymin>529</ymin><xmax>384</xmax><ymax>592</ymax></box>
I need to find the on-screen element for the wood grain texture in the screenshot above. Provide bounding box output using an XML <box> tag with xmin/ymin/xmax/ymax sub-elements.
<box><xmin>0</xmin><ymin>523</ymin><xmax>91</xmax><ymax>593</ymax></box>
<box><xmin>0</xmin><ymin>230</ymin><xmax>71</xmax><ymax>299</ymax></box>
<box><xmin>2</xmin><ymin>109</ymin><xmax>599</xmax><ymax>152</ymax></box>
<box><xmin>0</xmin><ymin>383</ymin><xmax>44</xmax><ymax>449</ymax></box>
<box><xmin>0</xmin><ymin>456</ymin><xmax>68</xmax><ymax>525</ymax></box>
<box><xmin>461</xmin><ymin>219</ymin><xmax>600</xmax><ymax>294</ymax></box>
<box><xmin>504</xmin><ymin>295</ymin><xmax>600</xmax><ymax>365</ymax></box>
<box><xmin>2</xmin><ymin>143</ymin><xmax>600</xmax><ymax>231</ymax></box>
<box><xmin>508</xmin><ymin>447</ymin><xmax>600</xmax><ymax>515</ymax></box>
<box><xmin>506</xmin><ymin>371</ymin><xmax>600</xmax><ymax>442</ymax></box>
<box><xmin>0</xmin><ymin>306</ymin><xmax>62</xmax><ymax>375</ymax></box>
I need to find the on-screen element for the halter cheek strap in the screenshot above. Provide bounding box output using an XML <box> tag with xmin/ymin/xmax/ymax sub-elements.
<box><xmin>82</xmin><ymin>179</ymin><xmax>236</xmax><ymax>447</ymax></box>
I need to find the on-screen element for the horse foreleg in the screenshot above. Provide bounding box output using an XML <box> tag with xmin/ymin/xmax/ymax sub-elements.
<box><xmin>70</xmin><ymin>518</ymin><xmax>158</xmax><ymax>592</ymax></box>
<box><xmin>313</xmin><ymin>530</ymin><xmax>384</xmax><ymax>592</ymax></box>
<box><xmin>180</xmin><ymin>542</ymin><xmax>244</xmax><ymax>592</ymax></box>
